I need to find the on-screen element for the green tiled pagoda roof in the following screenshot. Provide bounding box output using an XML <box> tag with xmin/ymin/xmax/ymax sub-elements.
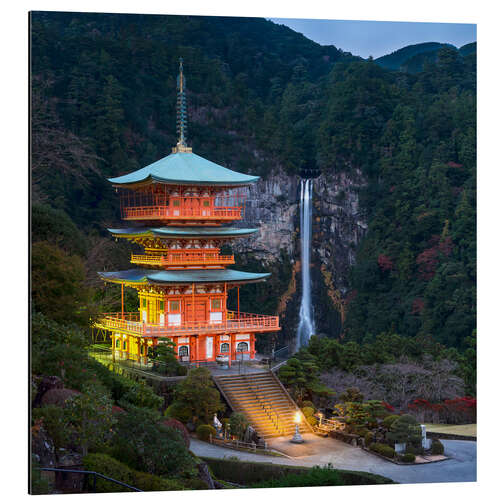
<box><xmin>108</xmin><ymin>152</ymin><xmax>259</xmax><ymax>187</ymax></box>
<box><xmin>98</xmin><ymin>268</ymin><xmax>269</xmax><ymax>285</ymax></box>
<box><xmin>108</xmin><ymin>227</ymin><xmax>258</xmax><ymax>238</ymax></box>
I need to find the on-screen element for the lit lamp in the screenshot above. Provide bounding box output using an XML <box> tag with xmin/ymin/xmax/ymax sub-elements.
<box><xmin>291</xmin><ymin>412</ymin><xmax>304</xmax><ymax>444</ymax></box>
<box><xmin>316</xmin><ymin>411</ymin><xmax>323</xmax><ymax>427</ymax></box>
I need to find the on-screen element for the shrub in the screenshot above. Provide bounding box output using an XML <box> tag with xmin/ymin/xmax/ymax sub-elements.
<box><xmin>401</xmin><ymin>453</ymin><xmax>416</xmax><ymax>463</ymax></box>
<box><xmin>177</xmin><ymin>365</ymin><xmax>188</xmax><ymax>376</ymax></box>
<box><xmin>229</xmin><ymin>412</ymin><xmax>248</xmax><ymax>440</ymax></box>
<box><xmin>365</xmin><ymin>400</ymin><xmax>388</xmax><ymax>419</ymax></box>
<box><xmin>133</xmin><ymin>471</ymin><xmax>185</xmax><ymax>491</ymax></box>
<box><xmin>119</xmin><ymin>383</ymin><xmax>162</xmax><ymax>410</ymax></box>
<box><xmin>387</xmin><ymin>414</ymin><xmax>421</xmax><ymax>447</ymax></box>
<box><xmin>111</xmin><ymin>407</ymin><xmax>196</xmax><ymax>477</ymax></box>
<box><xmin>339</xmin><ymin>387</ymin><xmax>364</xmax><ymax>403</ymax></box>
<box><xmin>306</xmin><ymin>416</ymin><xmax>317</xmax><ymax>427</ymax></box>
<box><xmin>302</xmin><ymin>406</ymin><xmax>315</xmax><ymax>418</ymax></box>
<box><xmin>82</xmin><ymin>453</ymin><xmax>135</xmax><ymax>492</ymax></box>
<box><xmin>161</xmin><ymin>418</ymin><xmax>190</xmax><ymax>447</ymax></box>
<box><xmin>174</xmin><ymin>368</ymin><xmax>224</xmax><ymax>424</ymax></box>
<box><xmin>164</xmin><ymin>401</ymin><xmax>193</xmax><ymax>424</ymax></box>
<box><xmin>301</xmin><ymin>400</ymin><xmax>315</xmax><ymax>410</ymax></box>
<box><xmin>178</xmin><ymin>477</ymin><xmax>210</xmax><ymax>490</ymax></box>
<box><xmin>369</xmin><ymin>443</ymin><xmax>395</xmax><ymax>458</ymax></box>
<box><xmin>32</xmin><ymin>405</ymin><xmax>71</xmax><ymax>449</ymax></box>
<box><xmin>431</xmin><ymin>439</ymin><xmax>445</xmax><ymax>455</ymax></box>
<box><xmin>382</xmin><ymin>414</ymin><xmax>400</xmax><ymax>429</ymax></box>
<box><xmin>364</xmin><ymin>431</ymin><xmax>374</xmax><ymax>447</ymax></box>
<box><xmin>196</xmin><ymin>424</ymin><xmax>216</xmax><ymax>442</ymax></box>
<box><xmin>356</xmin><ymin>427</ymin><xmax>369</xmax><ymax>438</ymax></box>
<box><xmin>406</xmin><ymin>444</ymin><xmax>422</xmax><ymax>455</ymax></box>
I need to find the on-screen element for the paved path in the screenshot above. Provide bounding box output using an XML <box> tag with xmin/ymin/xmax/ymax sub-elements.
<box><xmin>190</xmin><ymin>435</ymin><xmax>476</xmax><ymax>484</ymax></box>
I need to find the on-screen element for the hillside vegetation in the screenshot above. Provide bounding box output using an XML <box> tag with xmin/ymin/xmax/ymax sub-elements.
<box><xmin>30</xmin><ymin>13</ymin><xmax>476</xmax><ymax>362</ymax></box>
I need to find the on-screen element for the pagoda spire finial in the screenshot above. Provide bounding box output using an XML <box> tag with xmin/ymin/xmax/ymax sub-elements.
<box><xmin>172</xmin><ymin>57</ymin><xmax>192</xmax><ymax>153</ymax></box>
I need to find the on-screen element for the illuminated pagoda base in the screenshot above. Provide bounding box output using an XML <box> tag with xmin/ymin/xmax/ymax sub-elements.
<box><xmin>95</xmin><ymin>58</ymin><xmax>280</xmax><ymax>366</ymax></box>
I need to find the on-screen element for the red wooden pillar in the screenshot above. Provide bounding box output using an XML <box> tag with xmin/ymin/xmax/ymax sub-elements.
<box><xmin>196</xmin><ymin>335</ymin><xmax>200</xmax><ymax>367</ymax></box>
<box><xmin>250</xmin><ymin>333</ymin><xmax>256</xmax><ymax>360</ymax></box>
<box><xmin>171</xmin><ymin>337</ymin><xmax>178</xmax><ymax>360</ymax></box>
<box><xmin>224</xmin><ymin>282</ymin><xmax>227</xmax><ymax>330</ymax></box>
<box><xmin>230</xmin><ymin>333</ymin><xmax>236</xmax><ymax>364</ymax></box>
<box><xmin>192</xmin><ymin>283</ymin><xmax>195</xmax><ymax>324</ymax></box>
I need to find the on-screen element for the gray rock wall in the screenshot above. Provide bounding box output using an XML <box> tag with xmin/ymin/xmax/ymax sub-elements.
<box><xmin>231</xmin><ymin>166</ymin><xmax>367</xmax><ymax>338</ymax></box>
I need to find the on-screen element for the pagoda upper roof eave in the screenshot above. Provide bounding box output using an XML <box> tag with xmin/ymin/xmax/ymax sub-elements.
<box><xmin>108</xmin><ymin>152</ymin><xmax>259</xmax><ymax>188</ymax></box>
<box><xmin>98</xmin><ymin>268</ymin><xmax>270</xmax><ymax>286</ymax></box>
<box><xmin>110</xmin><ymin>178</ymin><xmax>256</xmax><ymax>189</ymax></box>
<box><xmin>108</xmin><ymin>226</ymin><xmax>259</xmax><ymax>239</ymax></box>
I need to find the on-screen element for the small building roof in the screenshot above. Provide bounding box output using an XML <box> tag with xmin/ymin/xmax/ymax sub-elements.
<box><xmin>108</xmin><ymin>152</ymin><xmax>259</xmax><ymax>187</ymax></box>
<box><xmin>108</xmin><ymin>226</ymin><xmax>258</xmax><ymax>239</ymax></box>
<box><xmin>98</xmin><ymin>268</ymin><xmax>270</xmax><ymax>285</ymax></box>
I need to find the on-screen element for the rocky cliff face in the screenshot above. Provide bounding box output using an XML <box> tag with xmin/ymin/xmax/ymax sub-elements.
<box><xmin>231</xmin><ymin>166</ymin><xmax>367</xmax><ymax>343</ymax></box>
<box><xmin>232</xmin><ymin>168</ymin><xmax>300</xmax><ymax>262</ymax></box>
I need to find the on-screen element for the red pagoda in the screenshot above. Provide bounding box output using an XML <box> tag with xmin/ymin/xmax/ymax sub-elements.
<box><xmin>96</xmin><ymin>59</ymin><xmax>280</xmax><ymax>366</ymax></box>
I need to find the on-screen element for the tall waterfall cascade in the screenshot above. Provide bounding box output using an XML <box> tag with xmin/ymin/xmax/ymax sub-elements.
<box><xmin>296</xmin><ymin>178</ymin><xmax>315</xmax><ymax>349</ymax></box>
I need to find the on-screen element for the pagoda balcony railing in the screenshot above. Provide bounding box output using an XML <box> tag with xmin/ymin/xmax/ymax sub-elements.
<box><xmin>121</xmin><ymin>205</ymin><xmax>242</xmax><ymax>221</ymax></box>
<box><xmin>94</xmin><ymin>310</ymin><xmax>280</xmax><ymax>337</ymax></box>
<box><xmin>130</xmin><ymin>253</ymin><xmax>235</xmax><ymax>267</ymax></box>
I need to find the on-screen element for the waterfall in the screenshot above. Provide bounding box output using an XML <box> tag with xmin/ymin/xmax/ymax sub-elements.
<box><xmin>297</xmin><ymin>178</ymin><xmax>314</xmax><ymax>349</ymax></box>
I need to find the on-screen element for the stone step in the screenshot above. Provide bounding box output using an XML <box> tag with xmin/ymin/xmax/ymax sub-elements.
<box><xmin>214</xmin><ymin>373</ymin><xmax>310</xmax><ymax>439</ymax></box>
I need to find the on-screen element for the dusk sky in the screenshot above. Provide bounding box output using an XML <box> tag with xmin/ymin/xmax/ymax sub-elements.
<box><xmin>268</xmin><ymin>18</ymin><xmax>477</xmax><ymax>59</ymax></box>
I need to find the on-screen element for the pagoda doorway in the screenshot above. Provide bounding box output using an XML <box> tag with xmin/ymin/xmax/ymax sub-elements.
<box><xmin>185</xmin><ymin>299</ymin><xmax>208</xmax><ymax>324</ymax></box>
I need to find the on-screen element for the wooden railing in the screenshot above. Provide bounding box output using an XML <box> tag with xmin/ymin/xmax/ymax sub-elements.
<box><xmin>94</xmin><ymin>310</ymin><xmax>280</xmax><ymax>337</ymax></box>
<box><xmin>130</xmin><ymin>253</ymin><xmax>235</xmax><ymax>267</ymax></box>
<box><xmin>243</xmin><ymin>374</ymin><xmax>285</xmax><ymax>436</ymax></box>
<box><xmin>208</xmin><ymin>434</ymin><xmax>267</xmax><ymax>452</ymax></box>
<box><xmin>122</xmin><ymin>205</ymin><xmax>242</xmax><ymax>221</ymax></box>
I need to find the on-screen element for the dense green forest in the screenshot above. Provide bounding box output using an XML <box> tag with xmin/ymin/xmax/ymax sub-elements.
<box><xmin>31</xmin><ymin>12</ymin><xmax>476</xmax><ymax>355</ymax></box>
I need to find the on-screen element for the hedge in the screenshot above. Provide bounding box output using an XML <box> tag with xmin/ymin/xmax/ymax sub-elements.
<box><xmin>401</xmin><ymin>453</ymin><xmax>416</xmax><ymax>463</ymax></box>
<box><xmin>82</xmin><ymin>453</ymin><xmax>185</xmax><ymax>492</ymax></box>
<box><xmin>369</xmin><ymin>442</ymin><xmax>396</xmax><ymax>458</ymax></box>
<box><xmin>251</xmin><ymin>466</ymin><xmax>344</xmax><ymax>488</ymax></box>
<box><xmin>202</xmin><ymin>457</ymin><xmax>395</xmax><ymax>486</ymax></box>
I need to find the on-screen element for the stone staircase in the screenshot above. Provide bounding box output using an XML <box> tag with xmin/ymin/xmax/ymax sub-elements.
<box><xmin>213</xmin><ymin>371</ymin><xmax>312</xmax><ymax>440</ymax></box>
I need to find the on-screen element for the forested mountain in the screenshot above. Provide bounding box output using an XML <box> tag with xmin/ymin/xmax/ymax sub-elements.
<box><xmin>30</xmin><ymin>12</ymin><xmax>476</xmax><ymax>354</ymax></box>
<box><xmin>375</xmin><ymin>41</ymin><xmax>476</xmax><ymax>73</ymax></box>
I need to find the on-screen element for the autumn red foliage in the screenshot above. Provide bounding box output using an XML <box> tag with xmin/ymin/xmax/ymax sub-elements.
<box><xmin>381</xmin><ymin>401</ymin><xmax>395</xmax><ymax>412</ymax></box>
<box><xmin>416</xmin><ymin>236</ymin><xmax>454</xmax><ymax>280</ymax></box>
<box><xmin>408</xmin><ymin>397</ymin><xmax>476</xmax><ymax>424</ymax></box>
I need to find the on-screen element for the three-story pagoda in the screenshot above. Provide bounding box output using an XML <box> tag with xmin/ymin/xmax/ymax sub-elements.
<box><xmin>96</xmin><ymin>59</ymin><xmax>280</xmax><ymax>366</ymax></box>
